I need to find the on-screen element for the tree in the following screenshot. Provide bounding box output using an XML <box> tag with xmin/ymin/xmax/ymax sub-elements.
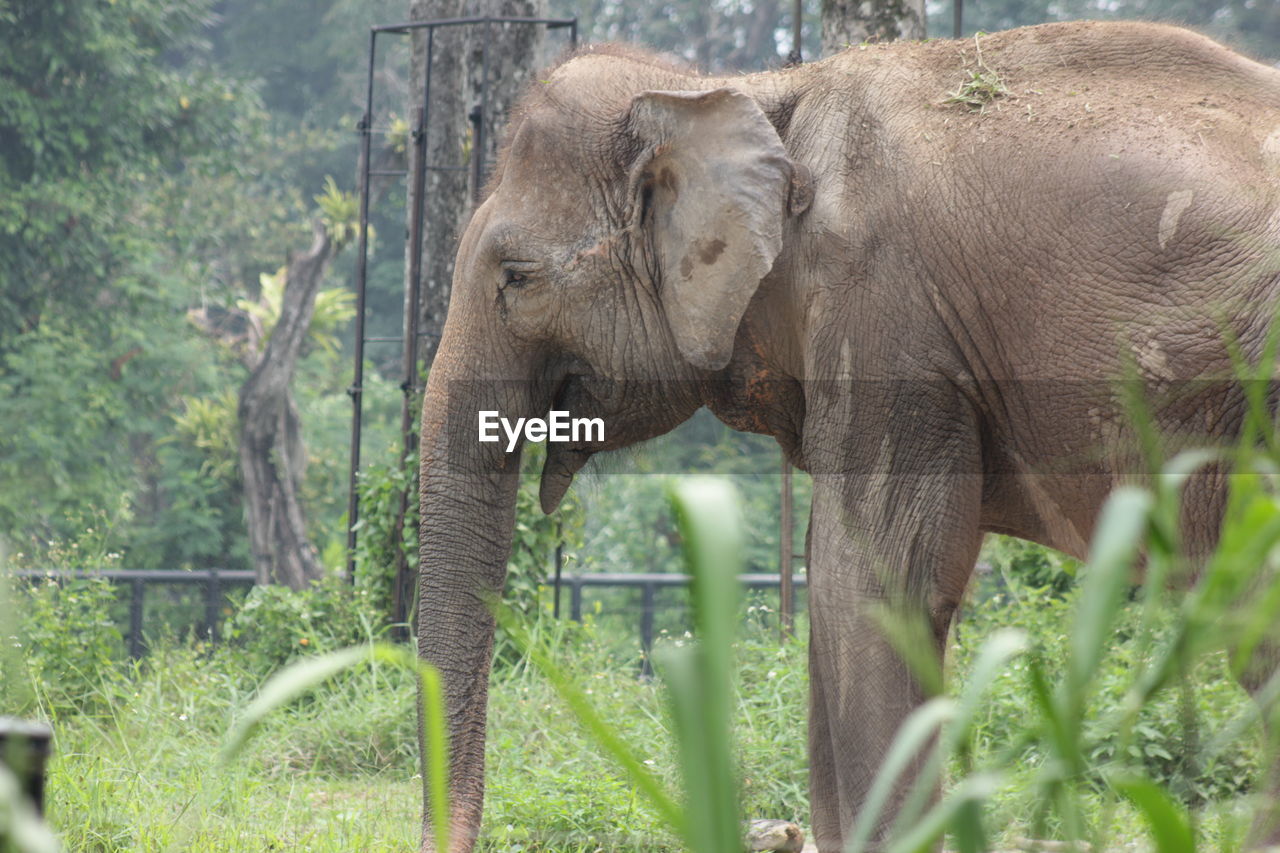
<box><xmin>0</xmin><ymin>0</ymin><xmax>379</xmax><ymax>577</ymax></box>
<box><xmin>237</xmin><ymin>225</ymin><xmax>335</xmax><ymax>589</ymax></box>
<box><xmin>0</xmin><ymin>0</ymin><xmax>261</xmax><ymax>560</ymax></box>
<box><xmin>407</xmin><ymin>0</ymin><xmax>550</xmax><ymax>365</ymax></box>
<box><xmin>375</xmin><ymin>0</ymin><xmax>549</xmax><ymax>616</ymax></box>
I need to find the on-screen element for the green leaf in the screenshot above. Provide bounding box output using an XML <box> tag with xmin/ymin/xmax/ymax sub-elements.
<box><xmin>495</xmin><ymin>606</ymin><xmax>686</xmax><ymax>836</ymax></box>
<box><xmin>222</xmin><ymin>645</ymin><xmax>369</xmax><ymax>761</ymax></box>
<box><xmin>845</xmin><ymin>697</ymin><xmax>957</xmax><ymax>853</ymax></box>
<box><xmin>1112</xmin><ymin>777</ymin><xmax>1196</xmax><ymax>852</ymax></box>
<box><xmin>664</xmin><ymin>477</ymin><xmax>744</xmax><ymax>853</ymax></box>
<box><xmin>1069</xmin><ymin>487</ymin><xmax>1152</xmax><ymax>698</ymax></box>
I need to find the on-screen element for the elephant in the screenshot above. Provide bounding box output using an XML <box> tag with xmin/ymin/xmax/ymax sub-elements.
<box><xmin>415</xmin><ymin>19</ymin><xmax>1280</xmax><ymax>852</ymax></box>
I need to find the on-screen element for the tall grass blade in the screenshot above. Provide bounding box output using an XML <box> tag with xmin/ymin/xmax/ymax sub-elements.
<box><xmin>222</xmin><ymin>645</ymin><xmax>368</xmax><ymax>761</ymax></box>
<box><xmin>494</xmin><ymin>606</ymin><xmax>687</xmax><ymax>835</ymax></box>
<box><xmin>888</xmin><ymin>629</ymin><xmax>1028</xmax><ymax>842</ymax></box>
<box><xmin>885</xmin><ymin>772</ymin><xmax>1004</xmax><ymax>853</ymax></box>
<box><xmin>1112</xmin><ymin>776</ymin><xmax>1196</xmax><ymax>852</ymax></box>
<box><xmin>370</xmin><ymin>644</ymin><xmax>451</xmax><ymax>853</ymax></box>
<box><xmin>222</xmin><ymin>643</ymin><xmax>452</xmax><ymax>852</ymax></box>
<box><xmin>844</xmin><ymin>697</ymin><xmax>956</xmax><ymax>853</ymax></box>
<box><xmin>1068</xmin><ymin>487</ymin><xmax>1152</xmax><ymax>700</ymax></box>
<box><xmin>665</xmin><ymin>477</ymin><xmax>744</xmax><ymax>853</ymax></box>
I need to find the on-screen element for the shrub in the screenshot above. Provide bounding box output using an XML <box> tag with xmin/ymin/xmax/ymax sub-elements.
<box><xmin>223</xmin><ymin>576</ymin><xmax>382</xmax><ymax>674</ymax></box>
<box><xmin>15</xmin><ymin>573</ymin><xmax>126</xmax><ymax>716</ymax></box>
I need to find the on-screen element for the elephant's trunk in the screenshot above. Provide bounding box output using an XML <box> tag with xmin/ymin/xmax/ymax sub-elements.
<box><xmin>416</xmin><ymin>345</ymin><xmax>539</xmax><ymax>853</ymax></box>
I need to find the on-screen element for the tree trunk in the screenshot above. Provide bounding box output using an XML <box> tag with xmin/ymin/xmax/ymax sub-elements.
<box><xmin>238</xmin><ymin>222</ymin><xmax>333</xmax><ymax>589</ymax></box>
<box><xmin>391</xmin><ymin>0</ymin><xmax>549</xmax><ymax>623</ymax></box>
<box><xmin>408</xmin><ymin>0</ymin><xmax>549</xmax><ymax>363</ymax></box>
<box><xmin>821</xmin><ymin>0</ymin><xmax>925</xmax><ymax>55</ymax></box>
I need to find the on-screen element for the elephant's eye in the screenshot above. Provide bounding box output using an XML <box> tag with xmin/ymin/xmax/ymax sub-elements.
<box><xmin>500</xmin><ymin>261</ymin><xmax>541</xmax><ymax>290</ymax></box>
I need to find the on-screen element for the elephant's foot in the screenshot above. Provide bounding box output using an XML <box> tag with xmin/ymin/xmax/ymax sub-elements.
<box><xmin>745</xmin><ymin>819</ymin><xmax>805</xmax><ymax>852</ymax></box>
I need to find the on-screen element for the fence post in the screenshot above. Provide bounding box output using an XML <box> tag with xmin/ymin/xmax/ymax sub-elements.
<box><xmin>639</xmin><ymin>582</ymin><xmax>655</xmax><ymax>678</ymax></box>
<box><xmin>128</xmin><ymin>577</ymin><xmax>145</xmax><ymax>659</ymax></box>
<box><xmin>570</xmin><ymin>577</ymin><xmax>583</xmax><ymax>622</ymax></box>
<box><xmin>0</xmin><ymin>717</ymin><xmax>52</xmax><ymax>816</ymax></box>
<box><xmin>780</xmin><ymin>458</ymin><xmax>794</xmax><ymax>641</ymax></box>
<box><xmin>205</xmin><ymin>569</ymin><xmax>222</xmax><ymax>641</ymax></box>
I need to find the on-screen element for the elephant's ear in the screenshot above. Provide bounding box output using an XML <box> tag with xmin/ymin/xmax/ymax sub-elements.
<box><xmin>628</xmin><ymin>88</ymin><xmax>795</xmax><ymax>371</ymax></box>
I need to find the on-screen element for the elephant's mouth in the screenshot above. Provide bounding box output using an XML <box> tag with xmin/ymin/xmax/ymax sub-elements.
<box><xmin>537</xmin><ymin>372</ymin><xmax>602</xmax><ymax>513</ymax></box>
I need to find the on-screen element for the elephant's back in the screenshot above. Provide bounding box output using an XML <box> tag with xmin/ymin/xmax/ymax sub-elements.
<box><xmin>816</xmin><ymin>21</ymin><xmax>1280</xmax><ymax>151</ymax></box>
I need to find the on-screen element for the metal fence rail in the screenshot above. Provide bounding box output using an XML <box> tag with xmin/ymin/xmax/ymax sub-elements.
<box><xmin>559</xmin><ymin>572</ymin><xmax>808</xmax><ymax>675</ymax></box>
<box><xmin>9</xmin><ymin>569</ymin><xmax>256</xmax><ymax>659</ymax></box>
<box><xmin>7</xmin><ymin>569</ymin><xmax>805</xmax><ymax>663</ymax></box>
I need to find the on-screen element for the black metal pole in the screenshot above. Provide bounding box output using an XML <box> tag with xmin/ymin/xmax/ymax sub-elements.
<box><xmin>392</xmin><ymin>32</ymin><xmax>433</xmax><ymax>630</ymax></box>
<box><xmin>346</xmin><ymin>29</ymin><xmax>378</xmax><ymax>584</ymax></box>
<box><xmin>780</xmin><ymin>457</ymin><xmax>794</xmax><ymax>641</ymax></box>
<box><xmin>639</xmin><ymin>583</ymin><xmax>655</xmax><ymax>678</ymax></box>
<box><xmin>474</xmin><ymin>20</ymin><xmax>491</xmax><ymax>202</ymax></box>
<box><xmin>205</xmin><ymin>569</ymin><xmax>221</xmax><ymax>641</ymax></box>
<box><xmin>553</xmin><ymin>532</ymin><xmax>563</xmax><ymax>618</ymax></box>
<box><xmin>791</xmin><ymin>0</ymin><xmax>803</xmax><ymax>63</ymax></box>
<box><xmin>129</xmin><ymin>577</ymin><xmax>145</xmax><ymax>659</ymax></box>
<box><xmin>0</xmin><ymin>718</ymin><xmax>52</xmax><ymax>817</ymax></box>
<box><xmin>954</xmin><ymin>0</ymin><xmax>963</xmax><ymax>38</ymax></box>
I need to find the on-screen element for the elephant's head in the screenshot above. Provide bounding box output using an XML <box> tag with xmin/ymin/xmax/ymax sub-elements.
<box><xmin>416</xmin><ymin>47</ymin><xmax>810</xmax><ymax>850</ymax></box>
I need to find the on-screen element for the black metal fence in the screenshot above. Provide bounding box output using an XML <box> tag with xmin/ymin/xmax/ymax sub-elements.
<box><xmin>557</xmin><ymin>572</ymin><xmax>809</xmax><ymax>676</ymax></box>
<box><xmin>7</xmin><ymin>569</ymin><xmax>805</xmax><ymax>661</ymax></box>
<box><xmin>9</xmin><ymin>569</ymin><xmax>255</xmax><ymax>659</ymax></box>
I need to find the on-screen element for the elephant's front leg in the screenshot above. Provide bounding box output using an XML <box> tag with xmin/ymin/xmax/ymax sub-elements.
<box><xmin>805</xmin><ymin>388</ymin><xmax>985</xmax><ymax>852</ymax></box>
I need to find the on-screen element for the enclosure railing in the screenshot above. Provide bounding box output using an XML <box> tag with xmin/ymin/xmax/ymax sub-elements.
<box><xmin>558</xmin><ymin>572</ymin><xmax>809</xmax><ymax>676</ymax></box>
<box><xmin>6</xmin><ymin>568</ymin><xmax>804</xmax><ymax>663</ymax></box>
<box><xmin>8</xmin><ymin>568</ymin><xmax>255</xmax><ymax>659</ymax></box>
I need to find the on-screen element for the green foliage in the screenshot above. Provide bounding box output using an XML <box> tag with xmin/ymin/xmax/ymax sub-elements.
<box><xmin>223</xmin><ymin>577</ymin><xmax>382</xmax><ymax>675</ymax></box>
<box><xmin>15</xmin><ymin>573</ymin><xmax>125</xmax><ymax>717</ymax></box>
<box><xmin>944</xmin><ymin>69</ymin><xmax>1009</xmax><ymax>109</ymax></box>
<box><xmin>236</xmin><ymin>268</ymin><xmax>356</xmax><ymax>359</ymax></box>
<box><xmin>500</xmin><ymin>477</ymin><xmax>749</xmax><ymax>853</ymax></box>
<box><xmin>509</xmin><ymin>444</ymin><xmax>585</xmax><ymax>618</ymax></box>
<box><xmin>981</xmin><ymin>535</ymin><xmax>1079</xmax><ymax>596</ymax></box>
<box><xmin>0</xmin><ymin>0</ymin><xmax>383</xmax><ymax>573</ymax></box>
<box><xmin>0</xmin><ymin>0</ymin><xmax>247</xmax><ymax>339</ymax></box>
<box><xmin>169</xmin><ymin>389</ymin><xmax>241</xmax><ymax>483</ymax></box>
<box><xmin>575</xmin><ymin>409</ymin><xmax>809</xmax><ymax>578</ymax></box>
<box><xmin>222</xmin><ymin>643</ymin><xmax>452</xmax><ymax>852</ymax></box>
<box><xmin>955</xmin><ymin>579</ymin><xmax>1258</xmax><ymax>814</ymax></box>
<box><xmin>314</xmin><ymin>176</ymin><xmax>363</xmax><ymax>251</ymax></box>
<box><xmin>351</xmin><ymin>455</ymin><xmax>417</xmax><ymax>619</ymax></box>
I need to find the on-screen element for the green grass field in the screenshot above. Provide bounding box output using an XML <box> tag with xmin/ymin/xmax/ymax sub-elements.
<box><xmin>5</xmin><ymin>567</ymin><xmax>1266</xmax><ymax>852</ymax></box>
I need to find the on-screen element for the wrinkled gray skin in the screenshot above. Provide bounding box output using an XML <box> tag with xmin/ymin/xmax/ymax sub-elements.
<box><xmin>417</xmin><ymin>21</ymin><xmax>1280</xmax><ymax>851</ymax></box>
